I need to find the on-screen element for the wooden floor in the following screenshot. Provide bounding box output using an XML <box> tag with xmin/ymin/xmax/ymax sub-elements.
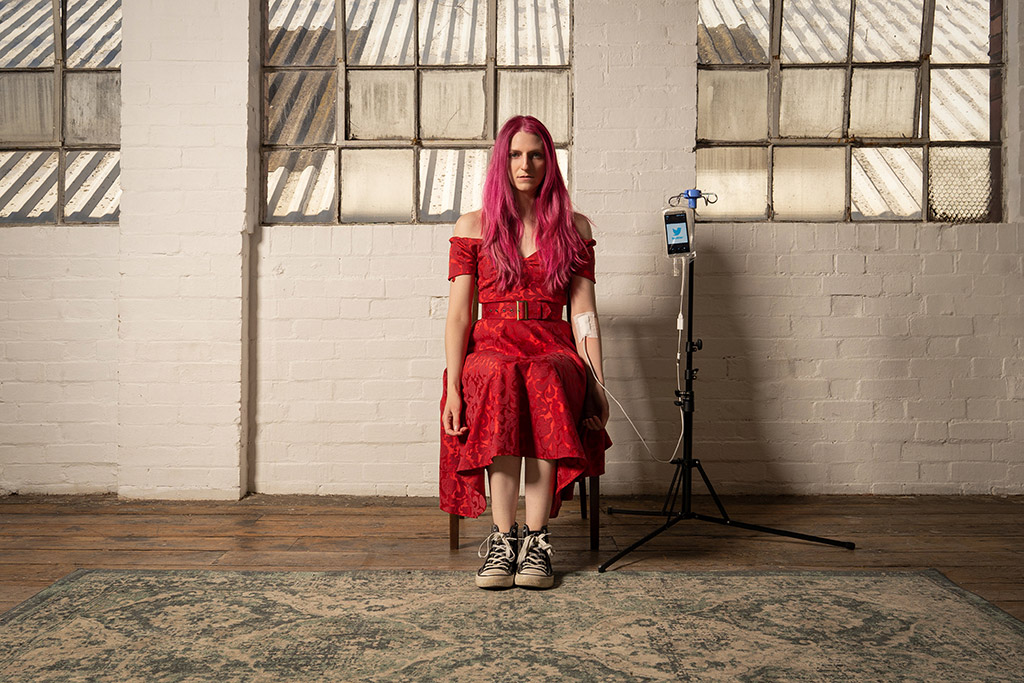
<box><xmin>1</xmin><ymin>493</ymin><xmax>1022</xmax><ymax>620</ymax></box>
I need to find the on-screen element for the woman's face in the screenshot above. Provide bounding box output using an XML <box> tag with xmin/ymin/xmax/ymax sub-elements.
<box><xmin>508</xmin><ymin>131</ymin><xmax>546</xmax><ymax>196</ymax></box>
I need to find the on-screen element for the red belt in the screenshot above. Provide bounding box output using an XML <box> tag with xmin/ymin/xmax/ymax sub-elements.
<box><xmin>481</xmin><ymin>300</ymin><xmax>563</xmax><ymax>321</ymax></box>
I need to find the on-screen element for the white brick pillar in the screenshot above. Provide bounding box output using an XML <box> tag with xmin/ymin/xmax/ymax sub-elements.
<box><xmin>118</xmin><ymin>0</ymin><xmax>259</xmax><ymax>498</ymax></box>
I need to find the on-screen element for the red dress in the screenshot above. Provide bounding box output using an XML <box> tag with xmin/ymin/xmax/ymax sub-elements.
<box><xmin>439</xmin><ymin>237</ymin><xmax>611</xmax><ymax>519</ymax></box>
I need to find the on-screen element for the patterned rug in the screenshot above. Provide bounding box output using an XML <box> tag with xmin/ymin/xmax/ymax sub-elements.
<box><xmin>1</xmin><ymin>569</ymin><xmax>1022</xmax><ymax>682</ymax></box>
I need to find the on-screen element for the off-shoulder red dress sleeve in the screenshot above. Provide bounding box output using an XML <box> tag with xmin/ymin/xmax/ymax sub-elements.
<box><xmin>439</xmin><ymin>237</ymin><xmax>611</xmax><ymax>519</ymax></box>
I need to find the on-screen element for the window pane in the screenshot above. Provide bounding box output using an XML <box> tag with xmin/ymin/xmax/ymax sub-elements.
<box><xmin>497</xmin><ymin>70</ymin><xmax>569</xmax><ymax>143</ymax></box>
<box><xmin>0</xmin><ymin>71</ymin><xmax>55</xmax><ymax>143</ymax></box>
<box><xmin>266</xmin><ymin>0</ymin><xmax>336</xmax><ymax>67</ymax></box>
<box><xmin>851</xmin><ymin>147</ymin><xmax>922</xmax><ymax>220</ymax></box>
<box><xmin>64</xmin><ymin>150</ymin><xmax>120</xmax><ymax>222</ymax></box>
<box><xmin>930</xmin><ymin>68</ymin><xmax>989</xmax><ymax>141</ymax></box>
<box><xmin>346</xmin><ymin>0</ymin><xmax>415</xmax><ymax>66</ymax></box>
<box><xmin>420</xmin><ymin>0</ymin><xmax>487</xmax><ymax>65</ymax></box>
<box><xmin>928</xmin><ymin>147</ymin><xmax>993</xmax><ymax>222</ymax></box>
<box><xmin>66</xmin><ymin>0</ymin><xmax>122</xmax><ymax>68</ymax></box>
<box><xmin>65</xmin><ymin>71</ymin><xmax>121</xmax><ymax>145</ymax></box>
<box><xmin>932</xmin><ymin>0</ymin><xmax>989</xmax><ymax>64</ymax></box>
<box><xmin>266</xmin><ymin>149</ymin><xmax>337</xmax><ymax>223</ymax></box>
<box><xmin>340</xmin><ymin>149</ymin><xmax>414</xmax><ymax>222</ymax></box>
<box><xmin>347</xmin><ymin>69</ymin><xmax>415</xmax><ymax>139</ymax></box>
<box><xmin>420</xmin><ymin>70</ymin><xmax>486</xmax><ymax>139</ymax></box>
<box><xmin>698</xmin><ymin>0</ymin><xmax>770</xmax><ymax>65</ymax></box>
<box><xmin>695</xmin><ymin>147</ymin><xmax>768</xmax><ymax>219</ymax></box>
<box><xmin>849</xmin><ymin>68</ymin><xmax>917</xmax><ymax>138</ymax></box>
<box><xmin>419</xmin><ymin>148</ymin><xmax>487</xmax><ymax>221</ymax></box>
<box><xmin>851</xmin><ymin>0</ymin><xmax>922</xmax><ymax>62</ymax></box>
<box><xmin>781</xmin><ymin>0</ymin><xmax>850</xmax><ymax>64</ymax></box>
<box><xmin>772</xmin><ymin>147</ymin><xmax>845</xmax><ymax>220</ymax></box>
<box><xmin>0</xmin><ymin>151</ymin><xmax>57</xmax><ymax>224</ymax></box>
<box><xmin>697</xmin><ymin>69</ymin><xmax>767</xmax><ymax>141</ymax></box>
<box><xmin>779</xmin><ymin>68</ymin><xmax>844</xmax><ymax>138</ymax></box>
<box><xmin>266</xmin><ymin>69</ymin><xmax>337</xmax><ymax>145</ymax></box>
<box><xmin>0</xmin><ymin>0</ymin><xmax>54</xmax><ymax>68</ymax></box>
<box><xmin>497</xmin><ymin>0</ymin><xmax>569</xmax><ymax>66</ymax></box>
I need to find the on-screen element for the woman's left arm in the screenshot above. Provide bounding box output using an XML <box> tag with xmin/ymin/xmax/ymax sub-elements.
<box><xmin>570</xmin><ymin>214</ymin><xmax>609</xmax><ymax>431</ymax></box>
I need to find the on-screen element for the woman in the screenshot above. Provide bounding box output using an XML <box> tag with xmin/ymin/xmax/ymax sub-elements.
<box><xmin>440</xmin><ymin>115</ymin><xmax>611</xmax><ymax>590</ymax></box>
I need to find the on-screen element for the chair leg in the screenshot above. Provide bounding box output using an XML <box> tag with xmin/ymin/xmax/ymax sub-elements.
<box><xmin>449</xmin><ymin>513</ymin><xmax>460</xmax><ymax>551</ymax></box>
<box><xmin>578</xmin><ymin>476</ymin><xmax>588</xmax><ymax>520</ymax></box>
<box><xmin>588</xmin><ymin>476</ymin><xmax>600</xmax><ymax>551</ymax></box>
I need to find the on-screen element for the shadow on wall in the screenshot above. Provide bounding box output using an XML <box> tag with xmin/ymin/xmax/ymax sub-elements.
<box><xmin>607</xmin><ymin>243</ymin><xmax>788</xmax><ymax>496</ymax></box>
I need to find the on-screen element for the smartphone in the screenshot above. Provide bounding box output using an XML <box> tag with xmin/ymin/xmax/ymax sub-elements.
<box><xmin>663</xmin><ymin>209</ymin><xmax>690</xmax><ymax>255</ymax></box>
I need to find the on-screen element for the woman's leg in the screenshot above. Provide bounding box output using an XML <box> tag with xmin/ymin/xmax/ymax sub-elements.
<box><xmin>524</xmin><ymin>457</ymin><xmax>556</xmax><ymax>530</ymax></box>
<box><xmin>488</xmin><ymin>456</ymin><xmax>522</xmax><ymax>532</ymax></box>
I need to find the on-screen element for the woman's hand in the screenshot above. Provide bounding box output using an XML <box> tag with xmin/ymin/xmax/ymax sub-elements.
<box><xmin>582</xmin><ymin>386</ymin><xmax>609</xmax><ymax>431</ymax></box>
<box><xmin>442</xmin><ymin>390</ymin><xmax>469</xmax><ymax>437</ymax></box>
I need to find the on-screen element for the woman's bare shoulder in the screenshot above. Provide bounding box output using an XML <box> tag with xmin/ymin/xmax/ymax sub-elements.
<box><xmin>573</xmin><ymin>212</ymin><xmax>594</xmax><ymax>241</ymax></box>
<box><xmin>454</xmin><ymin>210</ymin><xmax>483</xmax><ymax>239</ymax></box>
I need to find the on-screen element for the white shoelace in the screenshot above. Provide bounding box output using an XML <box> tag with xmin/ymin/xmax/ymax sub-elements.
<box><xmin>477</xmin><ymin>531</ymin><xmax>515</xmax><ymax>572</ymax></box>
<box><xmin>517</xmin><ymin>533</ymin><xmax>554</xmax><ymax>574</ymax></box>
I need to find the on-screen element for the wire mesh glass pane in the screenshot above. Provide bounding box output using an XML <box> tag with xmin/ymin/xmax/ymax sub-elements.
<box><xmin>340</xmin><ymin>148</ymin><xmax>414</xmax><ymax>222</ymax></box>
<box><xmin>266</xmin><ymin>69</ymin><xmax>337</xmax><ymax>145</ymax></box>
<box><xmin>932</xmin><ymin>0</ymin><xmax>990</xmax><ymax>64</ymax></box>
<box><xmin>419</xmin><ymin>0</ymin><xmax>487</xmax><ymax>65</ymax></box>
<box><xmin>697</xmin><ymin>69</ymin><xmax>767</xmax><ymax>141</ymax></box>
<box><xmin>66</xmin><ymin>0</ymin><xmax>122</xmax><ymax>68</ymax></box>
<box><xmin>64</xmin><ymin>150</ymin><xmax>120</xmax><ymax>222</ymax></box>
<box><xmin>266</xmin><ymin>0</ymin><xmax>336</xmax><ymax>67</ymax></box>
<box><xmin>0</xmin><ymin>0</ymin><xmax>54</xmax><ymax>68</ymax></box>
<box><xmin>346</xmin><ymin>0</ymin><xmax>415</xmax><ymax>66</ymax></box>
<box><xmin>496</xmin><ymin>0</ymin><xmax>569</xmax><ymax>66</ymax></box>
<box><xmin>779</xmin><ymin>68</ymin><xmax>844</xmax><ymax>138</ymax></box>
<box><xmin>0</xmin><ymin>71</ymin><xmax>55</xmax><ymax>143</ymax></box>
<box><xmin>772</xmin><ymin>147</ymin><xmax>845</xmax><ymax>220</ymax></box>
<box><xmin>695</xmin><ymin>147</ymin><xmax>768</xmax><ymax>220</ymax></box>
<box><xmin>497</xmin><ymin>70</ymin><xmax>569</xmax><ymax>144</ymax></box>
<box><xmin>347</xmin><ymin>69</ymin><xmax>415</xmax><ymax>139</ymax></box>
<box><xmin>420</xmin><ymin>70</ymin><xmax>486</xmax><ymax>139</ymax></box>
<box><xmin>266</xmin><ymin>149</ymin><xmax>337</xmax><ymax>223</ymax></box>
<box><xmin>418</xmin><ymin>148</ymin><xmax>487</xmax><ymax>221</ymax></box>
<box><xmin>851</xmin><ymin>147</ymin><xmax>922</xmax><ymax>220</ymax></box>
<box><xmin>928</xmin><ymin>147</ymin><xmax>993</xmax><ymax>223</ymax></box>
<box><xmin>851</xmin><ymin>0</ymin><xmax>922</xmax><ymax>62</ymax></box>
<box><xmin>930</xmin><ymin>68</ymin><xmax>990</xmax><ymax>141</ymax></box>
<box><xmin>0</xmin><ymin>151</ymin><xmax>58</xmax><ymax>224</ymax></box>
<box><xmin>781</xmin><ymin>0</ymin><xmax>850</xmax><ymax>64</ymax></box>
<box><xmin>65</xmin><ymin>71</ymin><xmax>120</xmax><ymax>145</ymax></box>
<box><xmin>698</xmin><ymin>0</ymin><xmax>770</xmax><ymax>65</ymax></box>
<box><xmin>849</xmin><ymin>68</ymin><xmax>917</xmax><ymax>138</ymax></box>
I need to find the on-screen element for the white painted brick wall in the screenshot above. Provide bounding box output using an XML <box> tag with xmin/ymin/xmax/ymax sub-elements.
<box><xmin>0</xmin><ymin>227</ymin><xmax>118</xmax><ymax>493</ymax></box>
<box><xmin>115</xmin><ymin>0</ymin><xmax>255</xmax><ymax>499</ymax></box>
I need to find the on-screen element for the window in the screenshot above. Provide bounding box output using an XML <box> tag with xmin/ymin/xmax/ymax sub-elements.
<box><xmin>263</xmin><ymin>0</ymin><xmax>572</xmax><ymax>224</ymax></box>
<box><xmin>696</xmin><ymin>0</ymin><xmax>1002</xmax><ymax>222</ymax></box>
<box><xmin>0</xmin><ymin>0</ymin><xmax>121</xmax><ymax>225</ymax></box>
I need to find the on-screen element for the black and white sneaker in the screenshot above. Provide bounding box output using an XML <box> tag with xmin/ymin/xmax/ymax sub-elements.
<box><xmin>475</xmin><ymin>523</ymin><xmax>519</xmax><ymax>589</ymax></box>
<box><xmin>515</xmin><ymin>525</ymin><xmax>554</xmax><ymax>589</ymax></box>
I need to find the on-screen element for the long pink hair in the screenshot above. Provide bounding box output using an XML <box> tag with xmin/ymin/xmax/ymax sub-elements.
<box><xmin>481</xmin><ymin>116</ymin><xmax>587</xmax><ymax>293</ymax></box>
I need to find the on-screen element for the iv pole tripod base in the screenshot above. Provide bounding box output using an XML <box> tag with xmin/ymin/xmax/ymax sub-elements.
<box><xmin>598</xmin><ymin>209</ymin><xmax>854</xmax><ymax>573</ymax></box>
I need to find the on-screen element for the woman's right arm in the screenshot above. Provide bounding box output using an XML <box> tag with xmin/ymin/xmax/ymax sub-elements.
<box><xmin>442</xmin><ymin>212</ymin><xmax>481</xmax><ymax>437</ymax></box>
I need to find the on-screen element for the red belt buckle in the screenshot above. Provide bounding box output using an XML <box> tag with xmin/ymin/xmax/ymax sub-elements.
<box><xmin>516</xmin><ymin>301</ymin><xmax>527</xmax><ymax>320</ymax></box>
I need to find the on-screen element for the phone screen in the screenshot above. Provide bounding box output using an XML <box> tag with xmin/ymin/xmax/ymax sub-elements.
<box><xmin>664</xmin><ymin>211</ymin><xmax>690</xmax><ymax>254</ymax></box>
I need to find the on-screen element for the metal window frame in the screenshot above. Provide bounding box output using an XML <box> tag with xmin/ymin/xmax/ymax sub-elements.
<box><xmin>696</xmin><ymin>0</ymin><xmax>1004</xmax><ymax>223</ymax></box>
<box><xmin>0</xmin><ymin>0</ymin><xmax>121</xmax><ymax>226</ymax></box>
<box><xmin>261</xmin><ymin>0</ymin><xmax>574</xmax><ymax>225</ymax></box>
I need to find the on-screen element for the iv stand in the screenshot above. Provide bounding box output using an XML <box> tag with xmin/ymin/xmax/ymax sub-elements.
<box><xmin>599</xmin><ymin>190</ymin><xmax>855</xmax><ymax>573</ymax></box>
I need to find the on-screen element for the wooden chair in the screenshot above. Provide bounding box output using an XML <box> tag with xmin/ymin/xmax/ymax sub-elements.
<box><xmin>447</xmin><ymin>292</ymin><xmax>601</xmax><ymax>551</ymax></box>
<box><xmin>449</xmin><ymin>477</ymin><xmax>600</xmax><ymax>550</ymax></box>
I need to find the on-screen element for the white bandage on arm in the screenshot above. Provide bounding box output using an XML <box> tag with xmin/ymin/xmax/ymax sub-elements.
<box><xmin>573</xmin><ymin>311</ymin><xmax>599</xmax><ymax>340</ymax></box>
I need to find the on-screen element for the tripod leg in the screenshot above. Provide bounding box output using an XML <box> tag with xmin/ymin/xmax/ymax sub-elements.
<box><xmin>598</xmin><ymin>513</ymin><xmax>691</xmax><ymax>572</ymax></box>
<box><xmin>693</xmin><ymin>459</ymin><xmax>729</xmax><ymax>520</ymax></box>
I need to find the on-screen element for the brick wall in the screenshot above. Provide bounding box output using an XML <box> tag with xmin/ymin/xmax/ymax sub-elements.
<box><xmin>2</xmin><ymin>0</ymin><xmax>1021</xmax><ymax>498</ymax></box>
